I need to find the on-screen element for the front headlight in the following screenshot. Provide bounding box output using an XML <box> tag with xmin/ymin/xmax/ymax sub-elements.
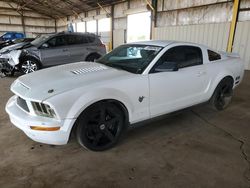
<box><xmin>31</xmin><ymin>102</ymin><xmax>57</xmax><ymax>118</ymax></box>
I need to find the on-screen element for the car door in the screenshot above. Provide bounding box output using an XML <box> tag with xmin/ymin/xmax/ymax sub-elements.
<box><xmin>148</xmin><ymin>45</ymin><xmax>209</xmax><ymax>118</ymax></box>
<box><xmin>40</xmin><ymin>35</ymin><xmax>71</xmax><ymax>67</ymax></box>
<box><xmin>66</xmin><ymin>34</ymin><xmax>90</xmax><ymax>62</ymax></box>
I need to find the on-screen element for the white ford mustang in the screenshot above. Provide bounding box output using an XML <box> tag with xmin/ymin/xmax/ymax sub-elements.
<box><xmin>5</xmin><ymin>40</ymin><xmax>244</xmax><ymax>151</ymax></box>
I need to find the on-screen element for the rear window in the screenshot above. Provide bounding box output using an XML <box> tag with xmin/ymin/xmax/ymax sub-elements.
<box><xmin>208</xmin><ymin>50</ymin><xmax>221</xmax><ymax>61</ymax></box>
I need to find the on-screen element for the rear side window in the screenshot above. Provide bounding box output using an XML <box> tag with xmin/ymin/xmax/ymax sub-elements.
<box><xmin>87</xmin><ymin>36</ymin><xmax>96</xmax><ymax>43</ymax></box>
<box><xmin>66</xmin><ymin>35</ymin><xmax>96</xmax><ymax>45</ymax></box>
<box><xmin>82</xmin><ymin>36</ymin><xmax>89</xmax><ymax>43</ymax></box>
<box><xmin>66</xmin><ymin>35</ymin><xmax>79</xmax><ymax>45</ymax></box>
<box><xmin>157</xmin><ymin>45</ymin><xmax>203</xmax><ymax>69</ymax></box>
<box><xmin>208</xmin><ymin>50</ymin><xmax>221</xmax><ymax>61</ymax></box>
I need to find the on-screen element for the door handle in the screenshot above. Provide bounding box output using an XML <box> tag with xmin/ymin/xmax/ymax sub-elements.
<box><xmin>62</xmin><ymin>49</ymin><xmax>68</xmax><ymax>52</ymax></box>
<box><xmin>197</xmin><ymin>71</ymin><xmax>206</xmax><ymax>76</ymax></box>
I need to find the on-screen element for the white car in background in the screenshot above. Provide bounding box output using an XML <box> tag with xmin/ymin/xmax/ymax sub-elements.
<box><xmin>6</xmin><ymin>40</ymin><xmax>244</xmax><ymax>151</ymax></box>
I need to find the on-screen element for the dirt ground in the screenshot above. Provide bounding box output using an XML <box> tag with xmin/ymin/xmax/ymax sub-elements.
<box><xmin>0</xmin><ymin>72</ymin><xmax>249</xmax><ymax>188</ymax></box>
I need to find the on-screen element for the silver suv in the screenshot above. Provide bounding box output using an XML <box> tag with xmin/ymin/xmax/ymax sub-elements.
<box><xmin>0</xmin><ymin>32</ymin><xmax>106</xmax><ymax>75</ymax></box>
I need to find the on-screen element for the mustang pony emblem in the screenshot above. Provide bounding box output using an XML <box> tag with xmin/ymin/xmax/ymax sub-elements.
<box><xmin>138</xmin><ymin>96</ymin><xmax>145</xmax><ymax>102</ymax></box>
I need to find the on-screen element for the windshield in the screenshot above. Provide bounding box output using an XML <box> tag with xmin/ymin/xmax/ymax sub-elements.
<box><xmin>31</xmin><ymin>34</ymin><xmax>52</xmax><ymax>46</ymax></box>
<box><xmin>97</xmin><ymin>44</ymin><xmax>162</xmax><ymax>74</ymax></box>
<box><xmin>13</xmin><ymin>38</ymin><xmax>24</xmax><ymax>44</ymax></box>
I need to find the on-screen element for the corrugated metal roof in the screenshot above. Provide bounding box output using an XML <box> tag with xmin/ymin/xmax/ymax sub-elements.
<box><xmin>8</xmin><ymin>0</ymin><xmax>125</xmax><ymax>18</ymax></box>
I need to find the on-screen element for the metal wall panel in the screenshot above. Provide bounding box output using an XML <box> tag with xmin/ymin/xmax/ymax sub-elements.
<box><xmin>162</xmin><ymin>0</ymin><xmax>229</xmax><ymax>11</ymax></box>
<box><xmin>114</xmin><ymin>17</ymin><xmax>127</xmax><ymax>30</ymax></box>
<box><xmin>130</xmin><ymin>0</ymin><xmax>148</xmax><ymax>9</ymax></box>
<box><xmin>233</xmin><ymin>21</ymin><xmax>250</xmax><ymax>70</ymax></box>
<box><xmin>113</xmin><ymin>29</ymin><xmax>125</xmax><ymax>48</ymax></box>
<box><xmin>156</xmin><ymin>3</ymin><xmax>232</xmax><ymax>27</ymax></box>
<box><xmin>153</xmin><ymin>22</ymin><xmax>230</xmax><ymax>51</ymax></box>
<box><xmin>114</xmin><ymin>2</ymin><xmax>127</xmax><ymax>18</ymax></box>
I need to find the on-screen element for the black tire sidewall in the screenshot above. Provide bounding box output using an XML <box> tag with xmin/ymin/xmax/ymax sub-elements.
<box><xmin>76</xmin><ymin>102</ymin><xmax>125</xmax><ymax>151</ymax></box>
<box><xmin>86</xmin><ymin>54</ymin><xmax>101</xmax><ymax>62</ymax></box>
<box><xmin>210</xmin><ymin>78</ymin><xmax>233</xmax><ymax>111</ymax></box>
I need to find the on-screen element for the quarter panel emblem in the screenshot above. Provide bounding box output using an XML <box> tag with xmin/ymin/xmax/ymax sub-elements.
<box><xmin>138</xmin><ymin>96</ymin><xmax>145</xmax><ymax>102</ymax></box>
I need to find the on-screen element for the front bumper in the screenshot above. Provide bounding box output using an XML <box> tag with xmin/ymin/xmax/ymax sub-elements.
<box><xmin>5</xmin><ymin>95</ymin><xmax>76</xmax><ymax>145</ymax></box>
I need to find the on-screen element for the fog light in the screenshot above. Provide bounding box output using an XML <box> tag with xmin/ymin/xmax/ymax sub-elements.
<box><xmin>30</xmin><ymin>126</ymin><xmax>60</xmax><ymax>131</ymax></box>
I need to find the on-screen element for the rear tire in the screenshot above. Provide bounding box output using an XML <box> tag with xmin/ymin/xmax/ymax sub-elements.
<box><xmin>76</xmin><ymin>102</ymin><xmax>125</xmax><ymax>151</ymax></box>
<box><xmin>86</xmin><ymin>54</ymin><xmax>101</xmax><ymax>62</ymax></box>
<box><xmin>210</xmin><ymin>77</ymin><xmax>234</xmax><ymax>111</ymax></box>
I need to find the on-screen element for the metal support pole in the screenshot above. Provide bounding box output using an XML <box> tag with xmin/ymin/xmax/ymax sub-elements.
<box><xmin>227</xmin><ymin>0</ymin><xmax>240</xmax><ymax>52</ymax></box>
<box><xmin>21</xmin><ymin>10</ymin><xmax>26</xmax><ymax>35</ymax></box>
<box><xmin>110</xmin><ymin>4</ymin><xmax>114</xmax><ymax>50</ymax></box>
<box><xmin>55</xmin><ymin>19</ymin><xmax>57</xmax><ymax>33</ymax></box>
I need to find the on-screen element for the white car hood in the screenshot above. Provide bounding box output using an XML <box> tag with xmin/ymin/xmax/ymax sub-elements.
<box><xmin>11</xmin><ymin>62</ymin><xmax>130</xmax><ymax>101</ymax></box>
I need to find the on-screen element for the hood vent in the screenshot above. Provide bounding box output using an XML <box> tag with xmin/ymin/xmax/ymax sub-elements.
<box><xmin>71</xmin><ymin>65</ymin><xmax>107</xmax><ymax>75</ymax></box>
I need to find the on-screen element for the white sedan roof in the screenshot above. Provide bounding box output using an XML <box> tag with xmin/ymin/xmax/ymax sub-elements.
<box><xmin>129</xmin><ymin>40</ymin><xmax>175</xmax><ymax>47</ymax></box>
<box><xmin>128</xmin><ymin>40</ymin><xmax>210</xmax><ymax>50</ymax></box>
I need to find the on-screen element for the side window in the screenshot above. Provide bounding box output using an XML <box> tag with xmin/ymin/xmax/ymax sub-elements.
<box><xmin>47</xmin><ymin>37</ymin><xmax>56</xmax><ymax>47</ymax></box>
<box><xmin>180</xmin><ymin>46</ymin><xmax>203</xmax><ymax>68</ymax></box>
<box><xmin>66</xmin><ymin>35</ymin><xmax>77</xmax><ymax>45</ymax></box>
<box><xmin>66</xmin><ymin>35</ymin><xmax>89</xmax><ymax>45</ymax></box>
<box><xmin>47</xmin><ymin>36</ymin><xmax>67</xmax><ymax>47</ymax></box>
<box><xmin>82</xmin><ymin>36</ymin><xmax>89</xmax><ymax>43</ymax></box>
<box><xmin>208</xmin><ymin>50</ymin><xmax>221</xmax><ymax>61</ymax></box>
<box><xmin>152</xmin><ymin>45</ymin><xmax>203</xmax><ymax>73</ymax></box>
<box><xmin>15</xmin><ymin>33</ymin><xmax>23</xmax><ymax>38</ymax></box>
<box><xmin>87</xmin><ymin>36</ymin><xmax>95</xmax><ymax>43</ymax></box>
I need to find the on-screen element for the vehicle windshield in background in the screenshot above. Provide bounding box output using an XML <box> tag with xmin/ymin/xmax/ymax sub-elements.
<box><xmin>97</xmin><ymin>44</ymin><xmax>162</xmax><ymax>74</ymax></box>
<box><xmin>12</xmin><ymin>38</ymin><xmax>25</xmax><ymax>44</ymax></box>
<box><xmin>31</xmin><ymin>34</ymin><xmax>52</xmax><ymax>46</ymax></box>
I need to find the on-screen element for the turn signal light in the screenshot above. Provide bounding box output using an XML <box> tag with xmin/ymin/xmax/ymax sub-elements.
<box><xmin>30</xmin><ymin>126</ymin><xmax>60</xmax><ymax>131</ymax></box>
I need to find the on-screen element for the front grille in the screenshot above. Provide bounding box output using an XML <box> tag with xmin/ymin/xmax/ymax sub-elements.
<box><xmin>16</xmin><ymin>97</ymin><xmax>30</xmax><ymax>112</ymax></box>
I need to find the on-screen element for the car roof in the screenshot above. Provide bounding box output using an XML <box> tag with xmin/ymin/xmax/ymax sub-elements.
<box><xmin>128</xmin><ymin>40</ymin><xmax>176</xmax><ymax>47</ymax></box>
<box><xmin>56</xmin><ymin>32</ymin><xmax>98</xmax><ymax>37</ymax></box>
<box><xmin>128</xmin><ymin>40</ymin><xmax>208</xmax><ymax>49</ymax></box>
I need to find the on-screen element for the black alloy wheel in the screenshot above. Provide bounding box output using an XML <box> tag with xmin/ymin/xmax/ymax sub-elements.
<box><xmin>210</xmin><ymin>78</ymin><xmax>233</xmax><ymax>111</ymax></box>
<box><xmin>76</xmin><ymin>102</ymin><xmax>125</xmax><ymax>151</ymax></box>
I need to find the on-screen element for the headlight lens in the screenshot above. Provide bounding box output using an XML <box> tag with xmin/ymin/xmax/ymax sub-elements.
<box><xmin>31</xmin><ymin>102</ymin><xmax>57</xmax><ymax>118</ymax></box>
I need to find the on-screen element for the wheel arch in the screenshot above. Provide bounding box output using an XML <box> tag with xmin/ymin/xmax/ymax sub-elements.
<box><xmin>19</xmin><ymin>53</ymin><xmax>42</xmax><ymax>67</ymax></box>
<box><xmin>209</xmin><ymin>74</ymin><xmax>234</xmax><ymax>100</ymax></box>
<box><xmin>77</xmin><ymin>99</ymin><xmax>129</xmax><ymax>123</ymax></box>
<box><xmin>85</xmin><ymin>52</ymin><xmax>102</xmax><ymax>61</ymax></box>
<box><xmin>69</xmin><ymin>98</ymin><xmax>130</xmax><ymax>139</ymax></box>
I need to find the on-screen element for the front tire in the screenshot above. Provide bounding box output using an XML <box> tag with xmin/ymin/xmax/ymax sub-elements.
<box><xmin>210</xmin><ymin>77</ymin><xmax>234</xmax><ymax>111</ymax></box>
<box><xmin>20</xmin><ymin>58</ymin><xmax>40</xmax><ymax>74</ymax></box>
<box><xmin>76</xmin><ymin>102</ymin><xmax>125</xmax><ymax>151</ymax></box>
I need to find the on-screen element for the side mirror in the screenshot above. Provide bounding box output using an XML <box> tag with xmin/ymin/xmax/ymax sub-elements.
<box><xmin>155</xmin><ymin>62</ymin><xmax>179</xmax><ymax>72</ymax></box>
<box><xmin>41</xmin><ymin>43</ymin><xmax>49</xmax><ymax>48</ymax></box>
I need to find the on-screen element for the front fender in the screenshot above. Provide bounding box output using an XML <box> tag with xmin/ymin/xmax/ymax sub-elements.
<box><xmin>19</xmin><ymin>49</ymin><xmax>40</xmax><ymax>64</ymax></box>
<box><xmin>69</xmin><ymin>88</ymin><xmax>133</xmax><ymax>120</ymax></box>
<box><xmin>46</xmin><ymin>87</ymin><xmax>134</xmax><ymax>122</ymax></box>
